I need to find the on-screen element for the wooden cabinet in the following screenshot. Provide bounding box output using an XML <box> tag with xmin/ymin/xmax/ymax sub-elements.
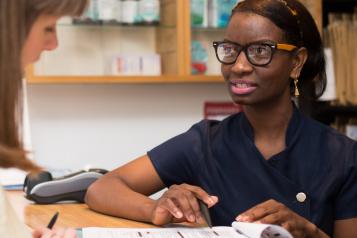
<box><xmin>26</xmin><ymin>0</ymin><xmax>322</xmax><ymax>84</ymax></box>
<box><xmin>26</xmin><ymin>0</ymin><xmax>223</xmax><ymax>84</ymax></box>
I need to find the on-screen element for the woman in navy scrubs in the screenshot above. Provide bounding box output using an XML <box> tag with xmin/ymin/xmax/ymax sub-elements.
<box><xmin>85</xmin><ymin>0</ymin><xmax>357</xmax><ymax>237</ymax></box>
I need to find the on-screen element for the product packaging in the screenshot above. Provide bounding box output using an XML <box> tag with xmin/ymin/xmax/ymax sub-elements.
<box><xmin>138</xmin><ymin>0</ymin><xmax>160</xmax><ymax>24</ymax></box>
<box><xmin>191</xmin><ymin>40</ymin><xmax>208</xmax><ymax>74</ymax></box>
<box><xmin>98</xmin><ymin>0</ymin><xmax>121</xmax><ymax>21</ymax></box>
<box><xmin>141</xmin><ymin>54</ymin><xmax>161</xmax><ymax>75</ymax></box>
<box><xmin>208</xmin><ymin>0</ymin><xmax>239</xmax><ymax>28</ymax></box>
<box><xmin>121</xmin><ymin>0</ymin><xmax>140</xmax><ymax>24</ymax></box>
<box><xmin>112</xmin><ymin>54</ymin><xmax>161</xmax><ymax>75</ymax></box>
<box><xmin>191</xmin><ymin>0</ymin><xmax>208</xmax><ymax>27</ymax></box>
<box><xmin>112</xmin><ymin>55</ymin><xmax>141</xmax><ymax>75</ymax></box>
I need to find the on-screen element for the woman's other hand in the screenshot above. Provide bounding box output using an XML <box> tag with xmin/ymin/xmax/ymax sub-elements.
<box><xmin>236</xmin><ymin>199</ymin><xmax>329</xmax><ymax>238</ymax></box>
<box><xmin>32</xmin><ymin>227</ymin><xmax>77</xmax><ymax>238</ymax></box>
<box><xmin>151</xmin><ymin>183</ymin><xmax>218</xmax><ymax>226</ymax></box>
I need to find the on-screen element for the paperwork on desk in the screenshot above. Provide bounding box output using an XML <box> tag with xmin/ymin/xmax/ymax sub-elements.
<box><xmin>82</xmin><ymin>227</ymin><xmax>246</xmax><ymax>238</ymax></box>
<box><xmin>0</xmin><ymin>168</ymin><xmax>27</xmax><ymax>190</ymax></box>
<box><xmin>81</xmin><ymin>222</ymin><xmax>293</xmax><ymax>238</ymax></box>
<box><xmin>0</xmin><ymin>168</ymin><xmax>75</xmax><ymax>190</ymax></box>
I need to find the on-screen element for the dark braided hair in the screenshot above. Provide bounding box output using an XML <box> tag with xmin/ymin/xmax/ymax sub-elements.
<box><xmin>232</xmin><ymin>0</ymin><xmax>326</xmax><ymax>99</ymax></box>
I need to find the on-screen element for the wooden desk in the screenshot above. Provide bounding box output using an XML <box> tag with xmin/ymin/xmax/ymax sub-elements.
<box><xmin>5</xmin><ymin>190</ymin><xmax>155</xmax><ymax>229</ymax></box>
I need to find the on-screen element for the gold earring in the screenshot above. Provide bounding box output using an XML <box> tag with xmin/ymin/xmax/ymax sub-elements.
<box><xmin>293</xmin><ymin>77</ymin><xmax>300</xmax><ymax>97</ymax></box>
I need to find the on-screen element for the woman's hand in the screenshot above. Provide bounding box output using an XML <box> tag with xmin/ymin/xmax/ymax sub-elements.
<box><xmin>32</xmin><ymin>227</ymin><xmax>77</xmax><ymax>238</ymax></box>
<box><xmin>236</xmin><ymin>199</ymin><xmax>328</xmax><ymax>238</ymax></box>
<box><xmin>151</xmin><ymin>183</ymin><xmax>218</xmax><ymax>226</ymax></box>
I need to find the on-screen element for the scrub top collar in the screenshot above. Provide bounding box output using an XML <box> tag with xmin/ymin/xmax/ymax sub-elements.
<box><xmin>239</xmin><ymin>102</ymin><xmax>304</xmax><ymax>150</ymax></box>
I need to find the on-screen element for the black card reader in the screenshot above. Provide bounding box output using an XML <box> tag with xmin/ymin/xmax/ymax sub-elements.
<box><xmin>23</xmin><ymin>169</ymin><xmax>107</xmax><ymax>204</ymax></box>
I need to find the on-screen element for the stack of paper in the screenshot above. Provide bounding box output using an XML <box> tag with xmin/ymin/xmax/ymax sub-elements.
<box><xmin>0</xmin><ymin>168</ymin><xmax>75</xmax><ymax>190</ymax></box>
<box><xmin>0</xmin><ymin>168</ymin><xmax>27</xmax><ymax>190</ymax></box>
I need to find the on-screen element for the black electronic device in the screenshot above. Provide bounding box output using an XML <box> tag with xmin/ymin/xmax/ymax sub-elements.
<box><xmin>23</xmin><ymin>168</ymin><xmax>108</xmax><ymax>204</ymax></box>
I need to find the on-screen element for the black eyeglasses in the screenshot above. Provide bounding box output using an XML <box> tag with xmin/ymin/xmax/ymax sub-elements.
<box><xmin>213</xmin><ymin>40</ymin><xmax>297</xmax><ymax>66</ymax></box>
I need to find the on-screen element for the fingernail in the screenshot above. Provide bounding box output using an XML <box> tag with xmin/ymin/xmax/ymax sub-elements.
<box><xmin>236</xmin><ymin>215</ymin><xmax>242</xmax><ymax>221</ymax></box>
<box><xmin>188</xmin><ymin>214</ymin><xmax>196</xmax><ymax>222</ymax></box>
<box><xmin>238</xmin><ymin>215</ymin><xmax>249</xmax><ymax>222</ymax></box>
<box><xmin>208</xmin><ymin>196</ymin><xmax>218</xmax><ymax>205</ymax></box>
<box><xmin>196</xmin><ymin>213</ymin><xmax>204</xmax><ymax>222</ymax></box>
<box><xmin>175</xmin><ymin>211</ymin><xmax>183</xmax><ymax>218</ymax></box>
<box><xmin>211</xmin><ymin>196</ymin><xmax>218</xmax><ymax>202</ymax></box>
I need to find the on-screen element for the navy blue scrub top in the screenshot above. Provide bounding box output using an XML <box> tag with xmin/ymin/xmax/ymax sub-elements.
<box><xmin>148</xmin><ymin>107</ymin><xmax>357</xmax><ymax>236</ymax></box>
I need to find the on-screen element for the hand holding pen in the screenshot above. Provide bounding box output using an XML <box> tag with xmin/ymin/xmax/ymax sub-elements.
<box><xmin>47</xmin><ymin>211</ymin><xmax>59</xmax><ymax>229</ymax></box>
<box><xmin>150</xmin><ymin>183</ymin><xmax>218</xmax><ymax>226</ymax></box>
<box><xmin>198</xmin><ymin>200</ymin><xmax>213</xmax><ymax>228</ymax></box>
<box><xmin>32</xmin><ymin>212</ymin><xmax>77</xmax><ymax>238</ymax></box>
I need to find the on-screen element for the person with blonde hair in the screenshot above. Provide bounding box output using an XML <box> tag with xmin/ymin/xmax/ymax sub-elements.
<box><xmin>0</xmin><ymin>0</ymin><xmax>87</xmax><ymax>237</ymax></box>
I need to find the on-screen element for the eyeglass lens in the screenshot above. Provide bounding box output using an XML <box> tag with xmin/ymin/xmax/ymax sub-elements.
<box><xmin>216</xmin><ymin>42</ymin><xmax>273</xmax><ymax>66</ymax></box>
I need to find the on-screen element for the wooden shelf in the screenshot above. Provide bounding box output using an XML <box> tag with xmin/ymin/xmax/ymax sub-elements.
<box><xmin>27</xmin><ymin>0</ymin><xmax>326</xmax><ymax>84</ymax></box>
<box><xmin>27</xmin><ymin>0</ymin><xmax>227</xmax><ymax>84</ymax></box>
<box><xmin>323</xmin><ymin>0</ymin><xmax>357</xmax><ymax>26</ymax></box>
<box><xmin>27</xmin><ymin>74</ymin><xmax>224</xmax><ymax>84</ymax></box>
<box><xmin>324</xmin><ymin>0</ymin><xmax>356</xmax><ymax>4</ymax></box>
<box><xmin>28</xmin><ymin>0</ymin><xmax>183</xmax><ymax>84</ymax></box>
<box><xmin>72</xmin><ymin>19</ymin><xmax>160</xmax><ymax>27</ymax></box>
<box><xmin>312</xmin><ymin>102</ymin><xmax>357</xmax><ymax>125</ymax></box>
<box><xmin>318</xmin><ymin>105</ymin><xmax>357</xmax><ymax>117</ymax></box>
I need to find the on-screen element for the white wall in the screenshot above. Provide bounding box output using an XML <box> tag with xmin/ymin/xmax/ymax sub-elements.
<box><xmin>27</xmin><ymin>83</ymin><xmax>229</xmax><ymax>171</ymax></box>
<box><xmin>27</xmin><ymin>19</ymin><xmax>230</xmax><ymax>171</ymax></box>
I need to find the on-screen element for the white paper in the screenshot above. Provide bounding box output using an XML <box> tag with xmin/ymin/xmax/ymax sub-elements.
<box><xmin>0</xmin><ymin>168</ymin><xmax>27</xmax><ymax>187</ymax></box>
<box><xmin>82</xmin><ymin>227</ymin><xmax>246</xmax><ymax>238</ymax></box>
<box><xmin>0</xmin><ymin>167</ymin><xmax>76</xmax><ymax>190</ymax></box>
<box><xmin>231</xmin><ymin>222</ymin><xmax>293</xmax><ymax>238</ymax></box>
<box><xmin>82</xmin><ymin>223</ymin><xmax>292</xmax><ymax>238</ymax></box>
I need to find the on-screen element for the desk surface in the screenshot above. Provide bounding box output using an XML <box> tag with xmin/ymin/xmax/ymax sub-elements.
<box><xmin>5</xmin><ymin>191</ymin><xmax>155</xmax><ymax>229</ymax></box>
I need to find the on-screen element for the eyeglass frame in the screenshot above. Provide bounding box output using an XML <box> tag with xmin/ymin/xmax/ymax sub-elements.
<box><xmin>212</xmin><ymin>40</ymin><xmax>298</xmax><ymax>67</ymax></box>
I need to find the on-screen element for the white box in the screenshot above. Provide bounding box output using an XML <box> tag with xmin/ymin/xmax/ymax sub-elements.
<box><xmin>112</xmin><ymin>55</ymin><xmax>141</xmax><ymax>75</ymax></box>
<box><xmin>141</xmin><ymin>54</ymin><xmax>161</xmax><ymax>76</ymax></box>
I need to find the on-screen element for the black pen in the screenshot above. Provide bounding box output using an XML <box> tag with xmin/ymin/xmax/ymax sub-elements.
<box><xmin>47</xmin><ymin>212</ymin><xmax>59</xmax><ymax>229</ymax></box>
<box><xmin>198</xmin><ymin>200</ymin><xmax>212</xmax><ymax>228</ymax></box>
